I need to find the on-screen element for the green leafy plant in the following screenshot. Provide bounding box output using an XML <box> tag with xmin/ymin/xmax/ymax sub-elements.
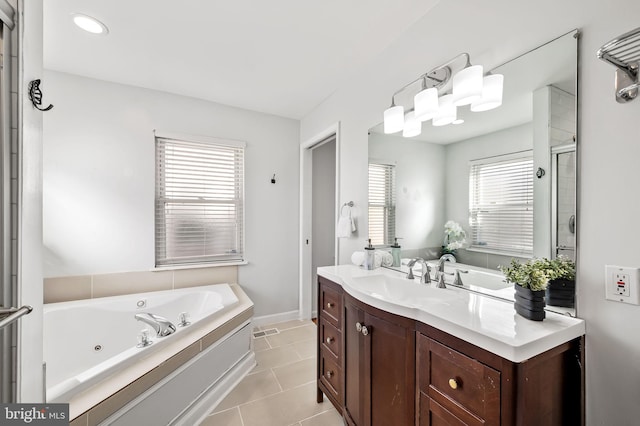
<box><xmin>499</xmin><ymin>258</ymin><xmax>553</xmax><ymax>291</ymax></box>
<box><xmin>540</xmin><ymin>256</ymin><xmax>576</xmax><ymax>281</ymax></box>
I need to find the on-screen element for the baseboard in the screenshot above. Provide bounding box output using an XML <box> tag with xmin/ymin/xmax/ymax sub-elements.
<box><xmin>251</xmin><ymin>310</ymin><xmax>300</xmax><ymax>328</ymax></box>
<box><xmin>172</xmin><ymin>351</ymin><xmax>256</xmax><ymax>426</ymax></box>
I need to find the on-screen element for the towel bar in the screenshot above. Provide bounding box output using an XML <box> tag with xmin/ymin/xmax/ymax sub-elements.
<box><xmin>597</xmin><ymin>27</ymin><xmax>640</xmax><ymax>103</ymax></box>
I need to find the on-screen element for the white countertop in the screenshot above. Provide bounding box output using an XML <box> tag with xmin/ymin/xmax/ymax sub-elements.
<box><xmin>318</xmin><ymin>264</ymin><xmax>585</xmax><ymax>363</ymax></box>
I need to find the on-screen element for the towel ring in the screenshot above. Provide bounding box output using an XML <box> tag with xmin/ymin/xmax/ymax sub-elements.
<box><xmin>341</xmin><ymin>201</ymin><xmax>354</xmax><ymax>216</ymax></box>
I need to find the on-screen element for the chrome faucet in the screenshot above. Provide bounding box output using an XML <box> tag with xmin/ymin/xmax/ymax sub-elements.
<box><xmin>407</xmin><ymin>258</ymin><xmax>431</xmax><ymax>284</ymax></box>
<box><xmin>434</xmin><ymin>258</ymin><xmax>446</xmax><ymax>281</ymax></box>
<box><xmin>135</xmin><ymin>313</ymin><xmax>177</xmax><ymax>337</ymax></box>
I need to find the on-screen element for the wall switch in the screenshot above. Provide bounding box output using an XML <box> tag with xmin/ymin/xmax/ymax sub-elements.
<box><xmin>605</xmin><ymin>265</ymin><xmax>640</xmax><ymax>305</ymax></box>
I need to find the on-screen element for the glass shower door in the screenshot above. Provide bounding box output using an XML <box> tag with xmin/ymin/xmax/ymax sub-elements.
<box><xmin>552</xmin><ymin>145</ymin><xmax>576</xmax><ymax>261</ymax></box>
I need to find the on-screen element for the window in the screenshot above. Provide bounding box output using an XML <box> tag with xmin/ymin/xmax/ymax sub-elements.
<box><xmin>155</xmin><ymin>135</ymin><xmax>245</xmax><ymax>266</ymax></box>
<box><xmin>368</xmin><ymin>162</ymin><xmax>396</xmax><ymax>246</ymax></box>
<box><xmin>468</xmin><ymin>152</ymin><xmax>533</xmax><ymax>256</ymax></box>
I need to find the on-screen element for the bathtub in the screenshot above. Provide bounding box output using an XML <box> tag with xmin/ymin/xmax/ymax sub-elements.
<box><xmin>43</xmin><ymin>283</ymin><xmax>255</xmax><ymax>423</ymax></box>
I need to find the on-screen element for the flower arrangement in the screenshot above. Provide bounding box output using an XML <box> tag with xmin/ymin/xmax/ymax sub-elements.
<box><xmin>442</xmin><ymin>220</ymin><xmax>467</xmax><ymax>254</ymax></box>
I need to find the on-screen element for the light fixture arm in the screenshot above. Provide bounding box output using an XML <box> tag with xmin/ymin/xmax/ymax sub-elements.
<box><xmin>389</xmin><ymin>52</ymin><xmax>472</xmax><ymax>101</ymax></box>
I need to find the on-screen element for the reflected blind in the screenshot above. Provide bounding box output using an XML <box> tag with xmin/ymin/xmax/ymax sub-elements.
<box><xmin>469</xmin><ymin>152</ymin><xmax>533</xmax><ymax>256</ymax></box>
<box><xmin>368</xmin><ymin>163</ymin><xmax>395</xmax><ymax>246</ymax></box>
<box><xmin>155</xmin><ymin>137</ymin><xmax>244</xmax><ymax>266</ymax></box>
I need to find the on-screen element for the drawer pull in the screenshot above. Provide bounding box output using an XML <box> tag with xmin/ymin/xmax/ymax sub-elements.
<box><xmin>361</xmin><ymin>326</ymin><xmax>369</xmax><ymax>336</ymax></box>
<box><xmin>326</xmin><ymin>302</ymin><xmax>335</xmax><ymax>308</ymax></box>
<box><xmin>356</xmin><ymin>322</ymin><xmax>362</xmax><ymax>332</ymax></box>
<box><xmin>326</xmin><ymin>336</ymin><xmax>335</xmax><ymax>344</ymax></box>
<box><xmin>326</xmin><ymin>370</ymin><xmax>334</xmax><ymax>379</ymax></box>
<box><xmin>448</xmin><ymin>378</ymin><xmax>459</xmax><ymax>390</ymax></box>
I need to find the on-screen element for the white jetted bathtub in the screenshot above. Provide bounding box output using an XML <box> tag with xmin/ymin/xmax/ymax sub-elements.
<box><xmin>44</xmin><ymin>283</ymin><xmax>254</xmax><ymax>424</ymax></box>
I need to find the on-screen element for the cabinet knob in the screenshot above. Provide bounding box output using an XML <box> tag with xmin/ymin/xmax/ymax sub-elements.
<box><xmin>326</xmin><ymin>302</ymin><xmax>334</xmax><ymax>308</ymax></box>
<box><xmin>326</xmin><ymin>336</ymin><xmax>334</xmax><ymax>344</ymax></box>
<box><xmin>326</xmin><ymin>370</ymin><xmax>334</xmax><ymax>379</ymax></box>
<box><xmin>361</xmin><ymin>326</ymin><xmax>369</xmax><ymax>336</ymax></box>
<box><xmin>356</xmin><ymin>322</ymin><xmax>362</xmax><ymax>332</ymax></box>
<box><xmin>448</xmin><ymin>378</ymin><xmax>459</xmax><ymax>390</ymax></box>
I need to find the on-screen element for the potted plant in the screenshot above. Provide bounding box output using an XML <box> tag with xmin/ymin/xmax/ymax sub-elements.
<box><xmin>540</xmin><ymin>256</ymin><xmax>576</xmax><ymax>308</ymax></box>
<box><xmin>499</xmin><ymin>258</ymin><xmax>553</xmax><ymax>321</ymax></box>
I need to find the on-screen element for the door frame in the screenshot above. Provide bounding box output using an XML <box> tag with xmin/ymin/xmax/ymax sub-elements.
<box><xmin>299</xmin><ymin>123</ymin><xmax>340</xmax><ymax>320</ymax></box>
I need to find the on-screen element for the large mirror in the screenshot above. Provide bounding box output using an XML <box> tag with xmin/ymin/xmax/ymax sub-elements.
<box><xmin>368</xmin><ymin>31</ymin><xmax>578</xmax><ymax>314</ymax></box>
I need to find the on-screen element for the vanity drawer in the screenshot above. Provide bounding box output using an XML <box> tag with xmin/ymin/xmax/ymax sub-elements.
<box><xmin>319</xmin><ymin>278</ymin><xmax>343</xmax><ymax>328</ymax></box>
<box><xmin>418</xmin><ymin>335</ymin><xmax>500</xmax><ymax>425</ymax></box>
<box><xmin>320</xmin><ymin>351</ymin><xmax>342</xmax><ymax>401</ymax></box>
<box><xmin>320</xmin><ymin>318</ymin><xmax>342</xmax><ymax>359</ymax></box>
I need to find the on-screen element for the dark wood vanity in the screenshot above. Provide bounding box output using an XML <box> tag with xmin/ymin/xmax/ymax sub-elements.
<box><xmin>316</xmin><ymin>275</ymin><xmax>584</xmax><ymax>426</ymax></box>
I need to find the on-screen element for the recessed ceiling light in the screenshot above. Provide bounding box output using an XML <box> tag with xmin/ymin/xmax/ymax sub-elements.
<box><xmin>72</xmin><ymin>13</ymin><xmax>109</xmax><ymax>35</ymax></box>
<box><xmin>452</xmin><ymin>119</ymin><xmax>464</xmax><ymax>125</ymax></box>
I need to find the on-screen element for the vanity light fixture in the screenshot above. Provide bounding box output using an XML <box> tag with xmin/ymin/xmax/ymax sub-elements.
<box><xmin>382</xmin><ymin>53</ymin><xmax>503</xmax><ymax>137</ymax></box>
<box><xmin>383</xmin><ymin>101</ymin><xmax>404</xmax><ymax>134</ymax></box>
<box><xmin>432</xmin><ymin>94</ymin><xmax>456</xmax><ymax>127</ymax></box>
<box><xmin>402</xmin><ymin>111</ymin><xmax>422</xmax><ymax>137</ymax></box>
<box><xmin>471</xmin><ymin>74</ymin><xmax>504</xmax><ymax>112</ymax></box>
<box><xmin>72</xmin><ymin>13</ymin><xmax>109</xmax><ymax>35</ymax></box>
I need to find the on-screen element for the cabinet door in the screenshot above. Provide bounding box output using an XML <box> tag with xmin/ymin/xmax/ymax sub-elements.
<box><xmin>344</xmin><ymin>301</ymin><xmax>365</xmax><ymax>426</ymax></box>
<box><xmin>366</xmin><ymin>311</ymin><xmax>415</xmax><ymax>426</ymax></box>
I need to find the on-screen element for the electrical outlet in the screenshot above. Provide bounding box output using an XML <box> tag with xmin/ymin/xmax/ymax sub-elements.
<box><xmin>605</xmin><ymin>265</ymin><xmax>640</xmax><ymax>305</ymax></box>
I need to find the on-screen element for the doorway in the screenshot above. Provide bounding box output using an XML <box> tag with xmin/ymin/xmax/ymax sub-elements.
<box><xmin>299</xmin><ymin>125</ymin><xmax>339</xmax><ymax>320</ymax></box>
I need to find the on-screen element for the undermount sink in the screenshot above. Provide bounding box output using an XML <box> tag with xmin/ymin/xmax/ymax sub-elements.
<box><xmin>348</xmin><ymin>274</ymin><xmax>462</xmax><ymax>307</ymax></box>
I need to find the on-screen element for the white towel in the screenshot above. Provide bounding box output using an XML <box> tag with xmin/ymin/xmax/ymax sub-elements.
<box><xmin>337</xmin><ymin>210</ymin><xmax>356</xmax><ymax>238</ymax></box>
<box><xmin>351</xmin><ymin>250</ymin><xmax>393</xmax><ymax>268</ymax></box>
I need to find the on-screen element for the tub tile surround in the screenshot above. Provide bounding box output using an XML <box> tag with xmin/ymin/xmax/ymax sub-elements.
<box><xmin>44</xmin><ymin>265</ymin><xmax>238</xmax><ymax>303</ymax></box>
<box><xmin>67</xmin><ymin>283</ymin><xmax>253</xmax><ymax>424</ymax></box>
<box><xmin>204</xmin><ymin>320</ymin><xmax>342</xmax><ymax>426</ymax></box>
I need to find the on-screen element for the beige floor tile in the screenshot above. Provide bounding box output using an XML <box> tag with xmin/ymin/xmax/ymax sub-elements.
<box><xmin>252</xmin><ymin>344</ymin><xmax>302</xmax><ymax>373</ymax></box>
<box><xmin>253</xmin><ymin>336</ymin><xmax>271</xmax><ymax>352</ymax></box>
<box><xmin>214</xmin><ymin>369</ymin><xmax>282</xmax><ymax>413</ymax></box>
<box><xmin>272</xmin><ymin>358</ymin><xmax>316</xmax><ymax>390</ymax></box>
<box><xmin>292</xmin><ymin>338</ymin><xmax>316</xmax><ymax>359</ymax></box>
<box><xmin>261</xmin><ymin>319</ymin><xmax>311</xmax><ymax>331</ymax></box>
<box><xmin>266</xmin><ymin>324</ymin><xmax>317</xmax><ymax>348</ymax></box>
<box><xmin>239</xmin><ymin>382</ymin><xmax>333</xmax><ymax>426</ymax></box>
<box><xmin>301</xmin><ymin>409</ymin><xmax>344</xmax><ymax>426</ymax></box>
<box><xmin>201</xmin><ymin>407</ymin><xmax>243</xmax><ymax>426</ymax></box>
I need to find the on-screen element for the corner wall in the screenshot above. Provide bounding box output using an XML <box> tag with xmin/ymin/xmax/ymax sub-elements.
<box><xmin>42</xmin><ymin>71</ymin><xmax>300</xmax><ymax>317</ymax></box>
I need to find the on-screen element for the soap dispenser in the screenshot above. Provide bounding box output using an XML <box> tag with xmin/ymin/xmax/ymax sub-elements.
<box><xmin>391</xmin><ymin>237</ymin><xmax>402</xmax><ymax>267</ymax></box>
<box><xmin>364</xmin><ymin>239</ymin><xmax>375</xmax><ymax>270</ymax></box>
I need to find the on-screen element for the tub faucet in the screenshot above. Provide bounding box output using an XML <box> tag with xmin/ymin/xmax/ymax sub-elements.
<box><xmin>134</xmin><ymin>313</ymin><xmax>176</xmax><ymax>337</ymax></box>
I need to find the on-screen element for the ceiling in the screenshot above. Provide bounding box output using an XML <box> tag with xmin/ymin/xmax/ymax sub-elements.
<box><xmin>43</xmin><ymin>0</ymin><xmax>440</xmax><ymax>120</ymax></box>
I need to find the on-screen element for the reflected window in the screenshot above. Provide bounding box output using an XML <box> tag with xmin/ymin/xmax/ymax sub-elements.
<box><xmin>368</xmin><ymin>163</ymin><xmax>396</xmax><ymax>246</ymax></box>
<box><xmin>469</xmin><ymin>152</ymin><xmax>533</xmax><ymax>256</ymax></box>
<box><xmin>155</xmin><ymin>136</ymin><xmax>244</xmax><ymax>266</ymax></box>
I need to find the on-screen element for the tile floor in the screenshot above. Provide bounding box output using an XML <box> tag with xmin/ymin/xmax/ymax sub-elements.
<box><xmin>201</xmin><ymin>320</ymin><xmax>343</xmax><ymax>426</ymax></box>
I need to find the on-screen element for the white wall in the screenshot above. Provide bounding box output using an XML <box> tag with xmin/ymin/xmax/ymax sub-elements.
<box><xmin>42</xmin><ymin>71</ymin><xmax>300</xmax><ymax>317</ymax></box>
<box><xmin>300</xmin><ymin>0</ymin><xmax>640</xmax><ymax>423</ymax></box>
<box><xmin>368</xmin><ymin>132</ymin><xmax>445</xmax><ymax>251</ymax></box>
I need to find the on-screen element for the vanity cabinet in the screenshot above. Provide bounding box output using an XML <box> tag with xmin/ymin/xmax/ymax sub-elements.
<box><xmin>316</xmin><ymin>276</ymin><xmax>344</xmax><ymax>413</ymax></box>
<box><xmin>416</xmin><ymin>322</ymin><xmax>583</xmax><ymax>426</ymax></box>
<box><xmin>343</xmin><ymin>294</ymin><xmax>415</xmax><ymax>426</ymax></box>
<box><xmin>316</xmin><ymin>275</ymin><xmax>583</xmax><ymax>426</ymax></box>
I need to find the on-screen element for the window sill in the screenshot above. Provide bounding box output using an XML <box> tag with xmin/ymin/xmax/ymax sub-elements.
<box><xmin>465</xmin><ymin>247</ymin><xmax>533</xmax><ymax>259</ymax></box>
<box><xmin>151</xmin><ymin>260</ymin><xmax>248</xmax><ymax>272</ymax></box>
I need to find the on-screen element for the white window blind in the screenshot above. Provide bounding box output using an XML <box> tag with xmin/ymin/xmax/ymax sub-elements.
<box><xmin>155</xmin><ymin>136</ymin><xmax>244</xmax><ymax>266</ymax></box>
<box><xmin>368</xmin><ymin>163</ymin><xmax>396</xmax><ymax>246</ymax></box>
<box><xmin>468</xmin><ymin>152</ymin><xmax>533</xmax><ymax>256</ymax></box>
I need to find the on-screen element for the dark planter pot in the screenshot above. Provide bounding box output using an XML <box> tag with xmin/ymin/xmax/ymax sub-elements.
<box><xmin>514</xmin><ymin>284</ymin><xmax>546</xmax><ymax>321</ymax></box>
<box><xmin>545</xmin><ymin>278</ymin><xmax>575</xmax><ymax>308</ymax></box>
